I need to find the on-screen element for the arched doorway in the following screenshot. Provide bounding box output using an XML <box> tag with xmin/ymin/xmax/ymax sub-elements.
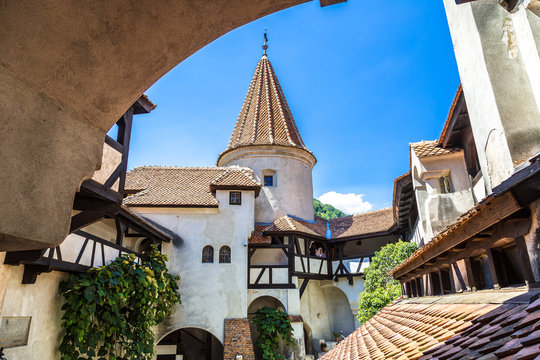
<box><xmin>247</xmin><ymin>296</ymin><xmax>288</xmax><ymax>360</ymax></box>
<box><xmin>303</xmin><ymin>322</ymin><xmax>313</xmax><ymax>355</ymax></box>
<box><xmin>156</xmin><ymin>328</ymin><xmax>223</xmax><ymax>360</ymax></box>
<box><xmin>322</xmin><ymin>286</ymin><xmax>355</xmax><ymax>337</ymax></box>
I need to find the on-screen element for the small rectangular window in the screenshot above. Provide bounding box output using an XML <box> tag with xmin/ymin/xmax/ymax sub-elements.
<box><xmin>264</xmin><ymin>175</ymin><xmax>273</xmax><ymax>187</ymax></box>
<box><xmin>229</xmin><ymin>191</ymin><xmax>241</xmax><ymax>205</ymax></box>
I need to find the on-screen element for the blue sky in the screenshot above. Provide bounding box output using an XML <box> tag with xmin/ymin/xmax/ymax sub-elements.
<box><xmin>127</xmin><ymin>0</ymin><xmax>460</xmax><ymax>214</ymax></box>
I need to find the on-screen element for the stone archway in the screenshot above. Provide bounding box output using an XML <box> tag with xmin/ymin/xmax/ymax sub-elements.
<box><xmin>1</xmin><ymin>0</ymin><xmax>333</xmax><ymax>251</ymax></box>
<box><xmin>247</xmin><ymin>296</ymin><xmax>288</xmax><ymax>360</ymax></box>
<box><xmin>156</xmin><ymin>327</ymin><xmax>223</xmax><ymax>360</ymax></box>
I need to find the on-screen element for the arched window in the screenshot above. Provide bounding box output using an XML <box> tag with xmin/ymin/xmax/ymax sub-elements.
<box><xmin>202</xmin><ymin>246</ymin><xmax>214</xmax><ymax>263</ymax></box>
<box><xmin>219</xmin><ymin>246</ymin><xmax>231</xmax><ymax>263</ymax></box>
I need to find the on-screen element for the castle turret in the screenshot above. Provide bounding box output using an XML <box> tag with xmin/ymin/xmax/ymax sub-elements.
<box><xmin>217</xmin><ymin>52</ymin><xmax>316</xmax><ymax>223</ymax></box>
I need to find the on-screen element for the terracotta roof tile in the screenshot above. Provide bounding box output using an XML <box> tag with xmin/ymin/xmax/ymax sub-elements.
<box><xmin>329</xmin><ymin>208</ymin><xmax>395</xmax><ymax>239</ymax></box>
<box><xmin>263</xmin><ymin>215</ymin><xmax>327</xmax><ymax>238</ymax></box>
<box><xmin>249</xmin><ymin>224</ymin><xmax>272</xmax><ymax>244</ymax></box>
<box><xmin>411</xmin><ymin>140</ymin><xmax>461</xmax><ymax>158</ymax></box>
<box><xmin>319</xmin><ymin>295</ymin><xmax>540</xmax><ymax>360</ymax></box>
<box><xmin>218</xmin><ymin>55</ymin><xmax>313</xmax><ymax>164</ymax></box>
<box><xmin>124</xmin><ymin>166</ymin><xmax>259</xmax><ymax>207</ymax></box>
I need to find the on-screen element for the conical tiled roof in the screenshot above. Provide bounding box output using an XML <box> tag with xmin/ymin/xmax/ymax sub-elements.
<box><xmin>218</xmin><ymin>55</ymin><xmax>312</xmax><ymax>162</ymax></box>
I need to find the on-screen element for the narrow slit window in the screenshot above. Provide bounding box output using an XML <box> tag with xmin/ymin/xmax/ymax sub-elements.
<box><xmin>229</xmin><ymin>191</ymin><xmax>241</xmax><ymax>205</ymax></box>
<box><xmin>219</xmin><ymin>246</ymin><xmax>231</xmax><ymax>263</ymax></box>
<box><xmin>439</xmin><ymin>176</ymin><xmax>452</xmax><ymax>194</ymax></box>
<box><xmin>202</xmin><ymin>246</ymin><xmax>214</xmax><ymax>263</ymax></box>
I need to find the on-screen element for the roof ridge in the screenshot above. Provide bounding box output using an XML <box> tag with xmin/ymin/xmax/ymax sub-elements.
<box><xmin>284</xmin><ymin>216</ymin><xmax>297</xmax><ymax>231</ymax></box>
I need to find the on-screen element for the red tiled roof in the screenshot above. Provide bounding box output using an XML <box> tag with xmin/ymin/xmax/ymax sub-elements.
<box><xmin>411</xmin><ymin>141</ymin><xmax>461</xmax><ymax>158</ymax></box>
<box><xmin>320</xmin><ymin>292</ymin><xmax>540</xmax><ymax>360</ymax></box>
<box><xmin>248</xmin><ymin>209</ymin><xmax>396</xmax><ymax>244</ymax></box>
<box><xmin>124</xmin><ymin>166</ymin><xmax>259</xmax><ymax>207</ymax></box>
<box><xmin>330</xmin><ymin>208</ymin><xmax>395</xmax><ymax>239</ymax></box>
<box><xmin>217</xmin><ymin>55</ymin><xmax>314</xmax><ymax>164</ymax></box>
<box><xmin>263</xmin><ymin>215</ymin><xmax>327</xmax><ymax>238</ymax></box>
<box><xmin>249</xmin><ymin>224</ymin><xmax>272</xmax><ymax>244</ymax></box>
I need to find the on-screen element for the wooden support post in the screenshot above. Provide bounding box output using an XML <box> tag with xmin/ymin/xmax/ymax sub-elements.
<box><xmin>515</xmin><ymin>236</ymin><xmax>536</xmax><ymax>285</ymax></box>
<box><xmin>464</xmin><ymin>257</ymin><xmax>476</xmax><ymax>292</ymax></box>
<box><xmin>486</xmin><ymin>248</ymin><xmax>501</xmax><ymax>289</ymax></box>
<box><xmin>438</xmin><ymin>270</ymin><xmax>444</xmax><ymax>294</ymax></box>
<box><xmin>452</xmin><ymin>262</ymin><xmax>466</xmax><ymax>292</ymax></box>
<box><xmin>448</xmin><ymin>267</ymin><xmax>456</xmax><ymax>293</ymax></box>
<box><xmin>288</xmin><ymin>236</ymin><xmax>294</xmax><ymax>287</ymax></box>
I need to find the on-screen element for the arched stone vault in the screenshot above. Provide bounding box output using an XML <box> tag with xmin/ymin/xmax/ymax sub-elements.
<box><xmin>0</xmin><ymin>0</ymin><xmax>343</xmax><ymax>251</ymax></box>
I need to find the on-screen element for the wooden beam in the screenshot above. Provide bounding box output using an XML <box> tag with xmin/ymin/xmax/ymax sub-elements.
<box><xmin>4</xmin><ymin>249</ymin><xmax>44</xmax><ymax>265</ymax></box>
<box><xmin>299</xmin><ymin>278</ymin><xmax>309</xmax><ymax>299</ymax></box>
<box><xmin>69</xmin><ymin>210</ymin><xmax>104</xmax><ymax>233</ymax></box>
<box><xmin>393</xmin><ymin>191</ymin><xmax>521</xmax><ymax>278</ymax></box>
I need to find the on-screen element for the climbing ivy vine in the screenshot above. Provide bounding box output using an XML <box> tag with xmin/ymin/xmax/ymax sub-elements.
<box><xmin>58</xmin><ymin>246</ymin><xmax>181</xmax><ymax>360</ymax></box>
<box><xmin>252</xmin><ymin>307</ymin><xmax>294</xmax><ymax>360</ymax></box>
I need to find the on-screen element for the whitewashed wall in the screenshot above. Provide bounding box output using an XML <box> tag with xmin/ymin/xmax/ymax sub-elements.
<box><xmin>134</xmin><ymin>189</ymin><xmax>256</xmax><ymax>344</ymax></box>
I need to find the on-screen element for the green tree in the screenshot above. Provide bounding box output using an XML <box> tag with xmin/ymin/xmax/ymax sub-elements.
<box><xmin>313</xmin><ymin>198</ymin><xmax>347</xmax><ymax>220</ymax></box>
<box><xmin>357</xmin><ymin>240</ymin><xmax>417</xmax><ymax>324</ymax></box>
<box><xmin>58</xmin><ymin>246</ymin><xmax>181</xmax><ymax>360</ymax></box>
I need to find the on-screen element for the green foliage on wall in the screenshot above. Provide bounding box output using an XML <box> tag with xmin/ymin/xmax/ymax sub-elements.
<box><xmin>357</xmin><ymin>240</ymin><xmax>417</xmax><ymax>325</ymax></box>
<box><xmin>313</xmin><ymin>198</ymin><xmax>347</xmax><ymax>220</ymax></box>
<box><xmin>58</xmin><ymin>246</ymin><xmax>181</xmax><ymax>360</ymax></box>
<box><xmin>252</xmin><ymin>307</ymin><xmax>294</xmax><ymax>360</ymax></box>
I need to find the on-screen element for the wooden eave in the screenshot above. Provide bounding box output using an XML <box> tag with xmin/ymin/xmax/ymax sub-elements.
<box><xmin>125</xmin><ymin>203</ymin><xmax>219</xmax><ymax>209</ymax></box>
<box><xmin>261</xmin><ymin>230</ymin><xmax>326</xmax><ymax>241</ymax></box>
<box><xmin>134</xmin><ymin>94</ymin><xmax>156</xmax><ymax>114</ymax></box>
<box><xmin>391</xmin><ymin>159</ymin><xmax>540</xmax><ymax>279</ymax></box>
<box><xmin>209</xmin><ymin>184</ymin><xmax>261</xmax><ymax>197</ymax></box>
<box><xmin>328</xmin><ymin>226</ymin><xmax>398</xmax><ymax>243</ymax></box>
<box><xmin>117</xmin><ymin>206</ymin><xmax>171</xmax><ymax>242</ymax></box>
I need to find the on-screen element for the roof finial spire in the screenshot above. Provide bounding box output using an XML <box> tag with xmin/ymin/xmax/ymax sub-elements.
<box><xmin>262</xmin><ymin>28</ymin><xmax>268</xmax><ymax>55</ymax></box>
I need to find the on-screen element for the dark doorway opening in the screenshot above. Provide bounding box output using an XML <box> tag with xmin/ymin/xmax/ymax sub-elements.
<box><xmin>156</xmin><ymin>328</ymin><xmax>223</xmax><ymax>360</ymax></box>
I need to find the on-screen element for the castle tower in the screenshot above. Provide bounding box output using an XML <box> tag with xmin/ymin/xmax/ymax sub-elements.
<box><xmin>217</xmin><ymin>52</ymin><xmax>316</xmax><ymax>223</ymax></box>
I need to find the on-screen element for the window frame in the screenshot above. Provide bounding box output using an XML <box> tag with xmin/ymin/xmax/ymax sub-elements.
<box><xmin>264</xmin><ymin>175</ymin><xmax>274</xmax><ymax>187</ymax></box>
<box><xmin>202</xmin><ymin>245</ymin><xmax>214</xmax><ymax>263</ymax></box>
<box><xmin>229</xmin><ymin>191</ymin><xmax>242</xmax><ymax>205</ymax></box>
<box><xmin>219</xmin><ymin>246</ymin><xmax>231</xmax><ymax>263</ymax></box>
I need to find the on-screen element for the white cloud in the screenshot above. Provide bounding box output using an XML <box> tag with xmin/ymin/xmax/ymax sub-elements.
<box><xmin>318</xmin><ymin>191</ymin><xmax>373</xmax><ymax>215</ymax></box>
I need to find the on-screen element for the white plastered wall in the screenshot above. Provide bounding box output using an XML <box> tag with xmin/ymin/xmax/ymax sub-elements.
<box><xmin>411</xmin><ymin>150</ymin><xmax>475</xmax><ymax>241</ymax></box>
<box><xmin>219</xmin><ymin>146</ymin><xmax>316</xmax><ymax>223</ymax></box>
<box><xmin>2</xmin><ymin>268</ymin><xmax>67</xmax><ymax>360</ymax></box>
<box><xmin>133</xmin><ymin>190</ymin><xmax>256</xmax><ymax>344</ymax></box>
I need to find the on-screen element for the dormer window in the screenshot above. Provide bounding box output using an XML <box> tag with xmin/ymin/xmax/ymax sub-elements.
<box><xmin>264</xmin><ymin>175</ymin><xmax>273</xmax><ymax>187</ymax></box>
<box><xmin>229</xmin><ymin>191</ymin><xmax>241</xmax><ymax>205</ymax></box>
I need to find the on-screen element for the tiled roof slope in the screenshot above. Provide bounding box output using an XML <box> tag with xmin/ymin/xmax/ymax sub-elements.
<box><xmin>218</xmin><ymin>55</ymin><xmax>312</xmax><ymax>162</ymax></box>
<box><xmin>249</xmin><ymin>208</ymin><xmax>396</xmax><ymax>243</ymax></box>
<box><xmin>330</xmin><ymin>208</ymin><xmax>395</xmax><ymax>239</ymax></box>
<box><xmin>250</xmin><ymin>224</ymin><xmax>272</xmax><ymax>244</ymax></box>
<box><xmin>411</xmin><ymin>141</ymin><xmax>461</xmax><ymax>158</ymax></box>
<box><xmin>264</xmin><ymin>215</ymin><xmax>327</xmax><ymax>238</ymax></box>
<box><xmin>124</xmin><ymin>166</ymin><xmax>259</xmax><ymax>207</ymax></box>
<box><xmin>320</xmin><ymin>292</ymin><xmax>540</xmax><ymax>360</ymax></box>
